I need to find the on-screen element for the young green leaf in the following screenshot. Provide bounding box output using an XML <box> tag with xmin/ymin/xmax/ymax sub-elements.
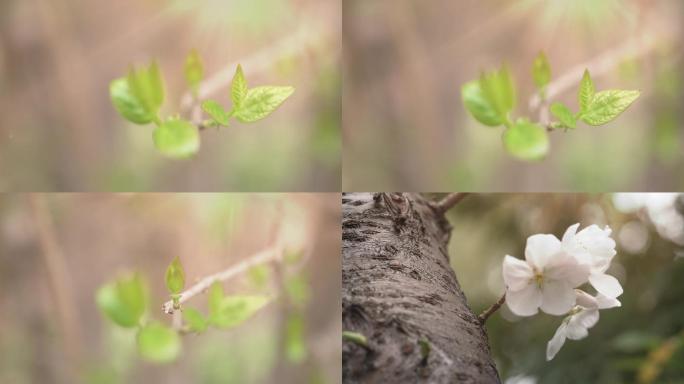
<box><xmin>479</xmin><ymin>65</ymin><xmax>516</xmax><ymax>121</ymax></box>
<box><xmin>550</xmin><ymin>102</ymin><xmax>576</xmax><ymax>129</ymax></box>
<box><xmin>461</xmin><ymin>80</ymin><xmax>503</xmax><ymax>127</ymax></box>
<box><xmin>233</xmin><ymin>86</ymin><xmax>295</xmax><ymax>123</ymax></box>
<box><xmin>209</xmin><ymin>295</ymin><xmax>271</xmax><ymax>329</ymax></box>
<box><xmin>502</xmin><ymin>118</ymin><xmax>549</xmax><ymax>160</ymax></box>
<box><xmin>201</xmin><ymin>100</ymin><xmax>231</xmax><ymax>126</ymax></box>
<box><xmin>285</xmin><ymin>274</ymin><xmax>310</xmax><ymax>307</ymax></box>
<box><xmin>96</xmin><ymin>273</ymin><xmax>148</xmax><ymax>328</ymax></box>
<box><xmin>110</xmin><ymin>78</ymin><xmax>157</xmax><ymax>125</ymax></box>
<box><xmin>184</xmin><ymin>50</ymin><xmax>204</xmax><ymax>97</ymax></box>
<box><xmin>342</xmin><ymin>331</ymin><xmax>368</xmax><ymax>347</ymax></box>
<box><xmin>579</xmin><ymin>90</ymin><xmax>640</xmax><ymax>126</ymax></box>
<box><xmin>208</xmin><ymin>282</ymin><xmax>224</xmax><ymax>319</ymax></box>
<box><xmin>153</xmin><ymin>118</ymin><xmax>200</xmax><ymax>158</ymax></box>
<box><xmin>231</xmin><ymin>64</ymin><xmax>248</xmax><ymax>108</ymax></box>
<box><xmin>165</xmin><ymin>257</ymin><xmax>185</xmax><ymax>295</ymax></box>
<box><xmin>248</xmin><ymin>265</ymin><xmax>270</xmax><ymax>289</ymax></box>
<box><xmin>285</xmin><ymin>313</ymin><xmax>307</xmax><ymax>363</ymax></box>
<box><xmin>578</xmin><ymin>69</ymin><xmax>595</xmax><ymax>113</ymax></box>
<box><xmin>182</xmin><ymin>308</ymin><xmax>207</xmax><ymax>333</ymax></box>
<box><xmin>136</xmin><ymin>322</ymin><xmax>181</xmax><ymax>363</ymax></box>
<box><xmin>532</xmin><ymin>52</ymin><xmax>551</xmax><ymax>91</ymax></box>
<box><xmin>127</xmin><ymin>62</ymin><xmax>165</xmax><ymax>116</ymax></box>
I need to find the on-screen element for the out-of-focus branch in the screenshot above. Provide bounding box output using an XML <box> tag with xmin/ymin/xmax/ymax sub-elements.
<box><xmin>162</xmin><ymin>246</ymin><xmax>282</xmax><ymax>314</ymax></box>
<box><xmin>28</xmin><ymin>195</ymin><xmax>83</xmax><ymax>366</ymax></box>
<box><xmin>181</xmin><ymin>23</ymin><xmax>332</xmax><ymax>112</ymax></box>
<box><xmin>529</xmin><ymin>32</ymin><xmax>665</xmax><ymax>111</ymax></box>
<box><xmin>430</xmin><ymin>193</ymin><xmax>470</xmax><ymax>214</ymax></box>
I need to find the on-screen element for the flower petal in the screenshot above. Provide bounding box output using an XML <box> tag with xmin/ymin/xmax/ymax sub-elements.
<box><xmin>506</xmin><ymin>283</ymin><xmax>542</xmax><ymax>317</ymax></box>
<box><xmin>571</xmin><ymin>308</ymin><xmax>599</xmax><ymax>331</ymax></box>
<box><xmin>502</xmin><ymin>255</ymin><xmax>533</xmax><ymax>291</ymax></box>
<box><xmin>544</xmin><ymin>251</ymin><xmax>589</xmax><ymax>287</ymax></box>
<box><xmin>525</xmin><ymin>234</ymin><xmax>562</xmax><ymax>270</ymax></box>
<box><xmin>565</xmin><ymin>315</ymin><xmax>590</xmax><ymax>340</ymax></box>
<box><xmin>589</xmin><ymin>273</ymin><xmax>623</xmax><ymax>298</ymax></box>
<box><xmin>540</xmin><ymin>280</ymin><xmax>575</xmax><ymax>315</ymax></box>
<box><xmin>546</xmin><ymin>322</ymin><xmax>568</xmax><ymax>361</ymax></box>
<box><xmin>574</xmin><ymin>289</ymin><xmax>598</xmax><ymax>309</ymax></box>
<box><xmin>596</xmin><ymin>294</ymin><xmax>621</xmax><ymax>309</ymax></box>
<box><xmin>561</xmin><ymin>223</ymin><xmax>580</xmax><ymax>244</ymax></box>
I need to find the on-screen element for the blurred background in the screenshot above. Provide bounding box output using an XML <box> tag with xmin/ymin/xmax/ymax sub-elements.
<box><xmin>344</xmin><ymin>0</ymin><xmax>684</xmax><ymax>191</ymax></box>
<box><xmin>0</xmin><ymin>0</ymin><xmax>340</xmax><ymax>191</ymax></box>
<box><xmin>0</xmin><ymin>193</ymin><xmax>341</xmax><ymax>383</ymax></box>
<box><xmin>443</xmin><ymin>193</ymin><xmax>684</xmax><ymax>383</ymax></box>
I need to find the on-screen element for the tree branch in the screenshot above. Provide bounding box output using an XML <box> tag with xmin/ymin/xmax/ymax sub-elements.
<box><xmin>478</xmin><ymin>293</ymin><xmax>506</xmax><ymax>324</ymax></box>
<box><xmin>162</xmin><ymin>247</ymin><xmax>282</xmax><ymax>314</ymax></box>
<box><xmin>430</xmin><ymin>193</ymin><xmax>470</xmax><ymax>214</ymax></box>
<box><xmin>529</xmin><ymin>32</ymin><xmax>664</xmax><ymax>111</ymax></box>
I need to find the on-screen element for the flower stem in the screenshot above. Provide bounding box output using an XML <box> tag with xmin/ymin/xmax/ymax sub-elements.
<box><xmin>478</xmin><ymin>293</ymin><xmax>506</xmax><ymax>324</ymax></box>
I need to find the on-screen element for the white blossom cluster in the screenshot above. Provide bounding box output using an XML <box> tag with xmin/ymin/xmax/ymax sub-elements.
<box><xmin>502</xmin><ymin>223</ymin><xmax>622</xmax><ymax>360</ymax></box>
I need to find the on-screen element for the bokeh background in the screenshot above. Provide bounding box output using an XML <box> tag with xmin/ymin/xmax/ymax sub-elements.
<box><xmin>0</xmin><ymin>0</ymin><xmax>341</xmax><ymax>191</ymax></box>
<box><xmin>344</xmin><ymin>0</ymin><xmax>684</xmax><ymax>191</ymax></box>
<box><xmin>444</xmin><ymin>193</ymin><xmax>684</xmax><ymax>383</ymax></box>
<box><xmin>0</xmin><ymin>193</ymin><xmax>341</xmax><ymax>384</ymax></box>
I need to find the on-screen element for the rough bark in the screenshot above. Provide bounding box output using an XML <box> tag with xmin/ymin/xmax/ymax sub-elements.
<box><xmin>342</xmin><ymin>193</ymin><xmax>500</xmax><ymax>383</ymax></box>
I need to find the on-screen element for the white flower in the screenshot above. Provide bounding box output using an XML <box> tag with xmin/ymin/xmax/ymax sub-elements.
<box><xmin>562</xmin><ymin>223</ymin><xmax>623</xmax><ymax>299</ymax></box>
<box><xmin>503</xmin><ymin>234</ymin><xmax>589</xmax><ymax>316</ymax></box>
<box><xmin>546</xmin><ymin>290</ymin><xmax>621</xmax><ymax>361</ymax></box>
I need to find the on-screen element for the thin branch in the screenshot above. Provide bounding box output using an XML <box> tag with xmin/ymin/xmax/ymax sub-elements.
<box><xmin>529</xmin><ymin>32</ymin><xmax>665</xmax><ymax>111</ymax></box>
<box><xmin>162</xmin><ymin>247</ymin><xmax>282</xmax><ymax>314</ymax></box>
<box><xmin>180</xmin><ymin>23</ymin><xmax>333</xmax><ymax>112</ymax></box>
<box><xmin>430</xmin><ymin>193</ymin><xmax>470</xmax><ymax>214</ymax></box>
<box><xmin>478</xmin><ymin>293</ymin><xmax>506</xmax><ymax>324</ymax></box>
<box><xmin>28</xmin><ymin>195</ymin><xmax>83</xmax><ymax>366</ymax></box>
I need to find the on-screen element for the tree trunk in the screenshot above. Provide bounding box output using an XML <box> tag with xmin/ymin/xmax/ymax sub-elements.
<box><xmin>342</xmin><ymin>193</ymin><xmax>500</xmax><ymax>383</ymax></box>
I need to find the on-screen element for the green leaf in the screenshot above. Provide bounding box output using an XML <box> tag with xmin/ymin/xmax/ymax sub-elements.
<box><xmin>233</xmin><ymin>86</ymin><xmax>294</xmax><ymax>123</ymax></box>
<box><xmin>136</xmin><ymin>322</ymin><xmax>181</xmax><ymax>363</ymax></box>
<box><xmin>201</xmin><ymin>100</ymin><xmax>231</xmax><ymax>126</ymax></box>
<box><xmin>532</xmin><ymin>51</ymin><xmax>551</xmax><ymax>90</ymax></box>
<box><xmin>550</xmin><ymin>102</ymin><xmax>576</xmax><ymax>129</ymax></box>
<box><xmin>209</xmin><ymin>295</ymin><xmax>270</xmax><ymax>329</ymax></box>
<box><xmin>342</xmin><ymin>331</ymin><xmax>367</xmax><ymax>347</ymax></box>
<box><xmin>285</xmin><ymin>274</ymin><xmax>310</xmax><ymax>307</ymax></box>
<box><xmin>479</xmin><ymin>65</ymin><xmax>516</xmax><ymax>120</ymax></box>
<box><xmin>182</xmin><ymin>308</ymin><xmax>207</xmax><ymax>333</ymax></box>
<box><xmin>502</xmin><ymin>118</ymin><xmax>549</xmax><ymax>161</ymax></box>
<box><xmin>184</xmin><ymin>50</ymin><xmax>204</xmax><ymax>96</ymax></box>
<box><xmin>285</xmin><ymin>313</ymin><xmax>307</xmax><ymax>363</ymax></box>
<box><xmin>127</xmin><ymin>62</ymin><xmax>164</xmax><ymax>116</ymax></box>
<box><xmin>579</xmin><ymin>90</ymin><xmax>640</xmax><ymax>126</ymax></box>
<box><xmin>461</xmin><ymin>80</ymin><xmax>502</xmax><ymax>127</ymax></box>
<box><xmin>231</xmin><ymin>64</ymin><xmax>248</xmax><ymax>108</ymax></box>
<box><xmin>248</xmin><ymin>265</ymin><xmax>270</xmax><ymax>289</ymax></box>
<box><xmin>153</xmin><ymin>118</ymin><xmax>200</xmax><ymax>158</ymax></box>
<box><xmin>96</xmin><ymin>273</ymin><xmax>147</xmax><ymax>328</ymax></box>
<box><xmin>208</xmin><ymin>282</ymin><xmax>224</xmax><ymax>319</ymax></box>
<box><xmin>578</xmin><ymin>69</ymin><xmax>595</xmax><ymax>113</ymax></box>
<box><xmin>109</xmin><ymin>78</ymin><xmax>156</xmax><ymax>125</ymax></box>
<box><xmin>165</xmin><ymin>257</ymin><xmax>185</xmax><ymax>295</ymax></box>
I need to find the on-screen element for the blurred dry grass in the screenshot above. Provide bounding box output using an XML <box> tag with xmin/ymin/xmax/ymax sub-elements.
<box><xmin>0</xmin><ymin>0</ymin><xmax>341</xmax><ymax>192</ymax></box>
<box><xmin>343</xmin><ymin>0</ymin><xmax>684</xmax><ymax>191</ymax></box>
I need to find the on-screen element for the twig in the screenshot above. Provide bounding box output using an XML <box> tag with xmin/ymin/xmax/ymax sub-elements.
<box><xmin>430</xmin><ymin>193</ymin><xmax>470</xmax><ymax>214</ymax></box>
<box><xmin>478</xmin><ymin>294</ymin><xmax>506</xmax><ymax>324</ymax></box>
<box><xmin>180</xmin><ymin>23</ymin><xmax>331</xmax><ymax>112</ymax></box>
<box><xmin>162</xmin><ymin>247</ymin><xmax>282</xmax><ymax>314</ymax></box>
<box><xmin>529</xmin><ymin>32</ymin><xmax>664</xmax><ymax>111</ymax></box>
<box><xmin>28</xmin><ymin>195</ymin><xmax>83</xmax><ymax>367</ymax></box>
